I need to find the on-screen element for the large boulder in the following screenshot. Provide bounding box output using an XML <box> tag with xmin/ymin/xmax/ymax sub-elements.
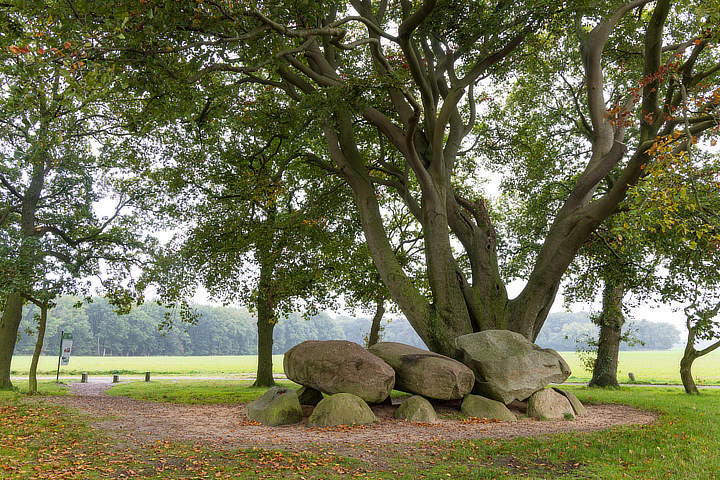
<box><xmin>455</xmin><ymin>330</ymin><xmax>571</xmax><ymax>404</ymax></box>
<box><xmin>460</xmin><ymin>394</ymin><xmax>517</xmax><ymax>422</ymax></box>
<box><xmin>394</xmin><ymin>395</ymin><xmax>438</xmax><ymax>423</ymax></box>
<box><xmin>527</xmin><ymin>388</ymin><xmax>575</xmax><ymax>420</ymax></box>
<box><xmin>284</xmin><ymin>340</ymin><xmax>395</xmax><ymax>403</ymax></box>
<box><xmin>368</xmin><ymin>342</ymin><xmax>475</xmax><ymax>400</ymax></box>
<box><xmin>246</xmin><ymin>387</ymin><xmax>302</xmax><ymax>426</ymax></box>
<box><xmin>307</xmin><ymin>393</ymin><xmax>377</xmax><ymax>427</ymax></box>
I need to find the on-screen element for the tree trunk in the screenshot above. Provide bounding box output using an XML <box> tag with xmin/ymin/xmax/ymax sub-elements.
<box><xmin>253</xmin><ymin>247</ymin><xmax>277</xmax><ymax>388</ymax></box>
<box><xmin>680</xmin><ymin>352</ymin><xmax>699</xmax><ymax>395</ymax></box>
<box><xmin>366</xmin><ymin>297</ymin><xmax>385</xmax><ymax>347</ymax></box>
<box><xmin>254</xmin><ymin>310</ymin><xmax>276</xmax><ymax>387</ymax></box>
<box><xmin>681</xmin><ymin>327</ymin><xmax>700</xmax><ymax>394</ymax></box>
<box><xmin>0</xmin><ymin>293</ymin><xmax>24</xmax><ymax>391</ymax></box>
<box><xmin>28</xmin><ymin>303</ymin><xmax>48</xmax><ymax>395</ymax></box>
<box><xmin>589</xmin><ymin>281</ymin><xmax>625</xmax><ymax>388</ymax></box>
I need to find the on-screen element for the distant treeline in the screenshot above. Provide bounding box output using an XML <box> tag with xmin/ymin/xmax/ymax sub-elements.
<box><xmin>13</xmin><ymin>297</ymin><xmax>680</xmax><ymax>356</ymax></box>
<box><xmin>535</xmin><ymin>311</ymin><xmax>681</xmax><ymax>351</ymax></box>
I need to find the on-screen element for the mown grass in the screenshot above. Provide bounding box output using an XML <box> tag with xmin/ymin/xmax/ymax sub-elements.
<box><xmin>109</xmin><ymin>379</ymin><xmax>412</xmax><ymax>404</ymax></box>
<box><xmin>10</xmin><ymin>354</ymin><xmax>285</xmax><ymax>375</ymax></box>
<box><xmin>12</xmin><ymin>349</ymin><xmax>720</xmax><ymax>384</ymax></box>
<box><xmin>2</xmin><ymin>382</ymin><xmax>720</xmax><ymax>479</ymax></box>
<box><xmin>108</xmin><ymin>379</ymin><xmax>300</xmax><ymax>404</ymax></box>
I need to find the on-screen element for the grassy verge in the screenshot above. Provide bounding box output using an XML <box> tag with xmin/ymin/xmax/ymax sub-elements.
<box><xmin>1</xmin><ymin>383</ymin><xmax>719</xmax><ymax>478</ymax></box>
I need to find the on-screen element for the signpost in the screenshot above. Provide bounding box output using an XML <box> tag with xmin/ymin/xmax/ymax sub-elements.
<box><xmin>56</xmin><ymin>331</ymin><xmax>73</xmax><ymax>382</ymax></box>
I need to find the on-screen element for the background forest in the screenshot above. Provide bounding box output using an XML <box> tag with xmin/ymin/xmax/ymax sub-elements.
<box><xmin>13</xmin><ymin>298</ymin><xmax>680</xmax><ymax>356</ymax></box>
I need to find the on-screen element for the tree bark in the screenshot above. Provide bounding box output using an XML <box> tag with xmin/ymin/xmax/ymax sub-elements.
<box><xmin>366</xmin><ymin>297</ymin><xmax>385</xmax><ymax>347</ymax></box>
<box><xmin>681</xmin><ymin>326</ymin><xmax>700</xmax><ymax>395</ymax></box>
<box><xmin>589</xmin><ymin>281</ymin><xmax>625</xmax><ymax>388</ymax></box>
<box><xmin>28</xmin><ymin>303</ymin><xmax>48</xmax><ymax>395</ymax></box>
<box><xmin>254</xmin><ymin>306</ymin><xmax>276</xmax><ymax>387</ymax></box>
<box><xmin>253</xmin><ymin>244</ymin><xmax>277</xmax><ymax>388</ymax></box>
<box><xmin>0</xmin><ymin>293</ymin><xmax>24</xmax><ymax>390</ymax></box>
<box><xmin>680</xmin><ymin>349</ymin><xmax>699</xmax><ymax>395</ymax></box>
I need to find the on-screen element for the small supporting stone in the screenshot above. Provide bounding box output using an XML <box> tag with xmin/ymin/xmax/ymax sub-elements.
<box><xmin>628</xmin><ymin>372</ymin><xmax>636</xmax><ymax>382</ymax></box>
<box><xmin>81</xmin><ymin>373</ymin><xmax>88</xmax><ymax>383</ymax></box>
<box><xmin>112</xmin><ymin>374</ymin><xmax>119</xmax><ymax>383</ymax></box>
<box><xmin>145</xmin><ymin>372</ymin><xmax>151</xmax><ymax>382</ymax></box>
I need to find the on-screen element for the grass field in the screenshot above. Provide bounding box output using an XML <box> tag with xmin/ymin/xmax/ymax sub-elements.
<box><xmin>10</xmin><ymin>354</ymin><xmax>286</xmax><ymax>375</ymax></box>
<box><xmin>11</xmin><ymin>349</ymin><xmax>720</xmax><ymax>384</ymax></box>
<box><xmin>2</xmin><ymin>382</ymin><xmax>720</xmax><ymax>478</ymax></box>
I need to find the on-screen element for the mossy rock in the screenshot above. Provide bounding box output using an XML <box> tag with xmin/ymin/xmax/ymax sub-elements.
<box><xmin>394</xmin><ymin>395</ymin><xmax>438</xmax><ymax>423</ymax></box>
<box><xmin>461</xmin><ymin>394</ymin><xmax>517</xmax><ymax>422</ymax></box>
<box><xmin>246</xmin><ymin>387</ymin><xmax>302</xmax><ymax>426</ymax></box>
<box><xmin>527</xmin><ymin>388</ymin><xmax>575</xmax><ymax>421</ymax></box>
<box><xmin>307</xmin><ymin>393</ymin><xmax>377</xmax><ymax>427</ymax></box>
<box><xmin>297</xmin><ymin>386</ymin><xmax>324</xmax><ymax>406</ymax></box>
<box><xmin>552</xmin><ymin>387</ymin><xmax>587</xmax><ymax>417</ymax></box>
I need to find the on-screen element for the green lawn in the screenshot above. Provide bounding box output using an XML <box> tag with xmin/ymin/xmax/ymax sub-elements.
<box><xmin>2</xmin><ymin>382</ymin><xmax>720</xmax><ymax>478</ymax></box>
<box><xmin>12</xmin><ymin>349</ymin><xmax>720</xmax><ymax>384</ymax></box>
<box><xmin>108</xmin><ymin>379</ymin><xmax>301</xmax><ymax>404</ymax></box>
<box><xmin>108</xmin><ymin>379</ymin><xmax>412</xmax><ymax>404</ymax></box>
<box><xmin>10</xmin><ymin>354</ymin><xmax>286</xmax><ymax>375</ymax></box>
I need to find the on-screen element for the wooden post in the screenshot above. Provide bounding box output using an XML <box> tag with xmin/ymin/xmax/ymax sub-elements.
<box><xmin>145</xmin><ymin>372</ymin><xmax>150</xmax><ymax>382</ymax></box>
<box><xmin>112</xmin><ymin>374</ymin><xmax>119</xmax><ymax>383</ymax></box>
<box><xmin>81</xmin><ymin>373</ymin><xmax>88</xmax><ymax>383</ymax></box>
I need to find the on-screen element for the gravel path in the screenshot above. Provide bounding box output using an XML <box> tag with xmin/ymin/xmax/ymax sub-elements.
<box><xmin>42</xmin><ymin>382</ymin><xmax>659</xmax><ymax>457</ymax></box>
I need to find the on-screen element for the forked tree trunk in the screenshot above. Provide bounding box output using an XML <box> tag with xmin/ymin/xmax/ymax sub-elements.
<box><xmin>0</xmin><ymin>293</ymin><xmax>24</xmax><ymax>391</ymax></box>
<box><xmin>28</xmin><ymin>303</ymin><xmax>48</xmax><ymax>395</ymax></box>
<box><xmin>366</xmin><ymin>297</ymin><xmax>385</xmax><ymax>347</ymax></box>
<box><xmin>589</xmin><ymin>281</ymin><xmax>625</xmax><ymax>388</ymax></box>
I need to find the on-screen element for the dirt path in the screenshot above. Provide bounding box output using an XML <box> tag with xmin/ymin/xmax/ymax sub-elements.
<box><xmin>42</xmin><ymin>381</ymin><xmax>659</xmax><ymax>459</ymax></box>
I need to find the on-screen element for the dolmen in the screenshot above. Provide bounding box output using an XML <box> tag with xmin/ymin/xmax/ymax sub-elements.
<box><xmin>249</xmin><ymin>332</ymin><xmax>584</xmax><ymax>427</ymax></box>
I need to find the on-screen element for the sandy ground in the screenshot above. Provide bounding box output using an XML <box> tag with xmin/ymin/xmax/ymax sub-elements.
<box><xmin>40</xmin><ymin>381</ymin><xmax>659</xmax><ymax>460</ymax></box>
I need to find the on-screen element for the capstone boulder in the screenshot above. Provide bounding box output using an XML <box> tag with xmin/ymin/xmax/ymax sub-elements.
<box><xmin>284</xmin><ymin>340</ymin><xmax>395</xmax><ymax>403</ymax></box>
<box><xmin>368</xmin><ymin>342</ymin><xmax>474</xmax><ymax>400</ymax></box>
<box><xmin>455</xmin><ymin>330</ymin><xmax>571</xmax><ymax>404</ymax></box>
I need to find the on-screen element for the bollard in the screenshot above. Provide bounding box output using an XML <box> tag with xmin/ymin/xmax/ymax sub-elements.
<box><xmin>145</xmin><ymin>372</ymin><xmax>151</xmax><ymax>382</ymax></box>
<box><xmin>628</xmin><ymin>372</ymin><xmax>636</xmax><ymax>382</ymax></box>
<box><xmin>112</xmin><ymin>374</ymin><xmax>119</xmax><ymax>383</ymax></box>
<box><xmin>81</xmin><ymin>373</ymin><xmax>88</xmax><ymax>383</ymax></box>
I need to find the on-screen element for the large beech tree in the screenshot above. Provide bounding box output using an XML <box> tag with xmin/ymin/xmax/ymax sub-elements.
<box><xmin>31</xmin><ymin>1</ymin><xmax>720</xmax><ymax>358</ymax></box>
